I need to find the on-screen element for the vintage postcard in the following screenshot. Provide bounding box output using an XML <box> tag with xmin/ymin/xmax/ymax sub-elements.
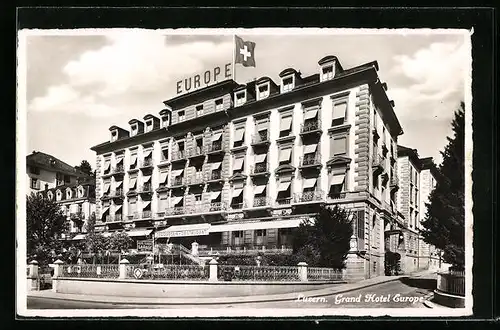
<box><xmin>16</xmin><ymin>27</ymin><xmax>473</xmax><ymax>318</ymax></box>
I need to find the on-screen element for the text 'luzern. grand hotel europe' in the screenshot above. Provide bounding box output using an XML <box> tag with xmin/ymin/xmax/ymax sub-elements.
<box><xmin>91</xmin><ymin>55</ymin><xmax>413</xmax><ymax>279</ymax></box>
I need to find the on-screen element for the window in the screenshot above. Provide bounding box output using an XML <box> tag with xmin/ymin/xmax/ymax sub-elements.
<box><xmin>279</xmin><ymin>114</ymin><xmax>293</xmax><ymax>137</ymax></box>
<box><xmin>194</xmin><ymin>194</ymin><xmax>202</xmax><ymax>205</ymax></box>
<box><xmin>329</xmin><ymin>169</ymin><xmax>346</xmax><ymax>197</ymax></box>
<box><xmin>258</xmin><ymin>84</ymin><xmax>269</xmax><ymax>99</ymax></box>
<box><xmin>277</xmin><ymin>176</ymin><xmax>292</xmax><ymax>204</ymax></box>
<box><xmin>161</xmin><ymin>147</ymin><xmax>169</xmax><ymax>161</ymax></box>
<box><xmin>162</xmin><ymin>115</ymin><xmax>170</xmax><ymax>127</ymax></box>
<box><xmin>30</xmin><ymin>178</ymin><xmax>39</xmax><ymax>190</ymax></box>
<box><xmin>233</xmin><ymin>126</ymin><xmax>245</xmax><ymax>148</ymax></box>
<box><xmin>233</xmin><ymin>156</ymin><xmax>244</xmax><ymax>175</ymax></box>
<box><xmin>178</xmin><ymin>110</ymin><xmax>185</xmax><ymax>122</ymax></box>
<box><xmin>215</xmin><ymin>98</ymin><xmax>224</xmax><ymax>111</ymax></box>
<box><xmin>235</xmin><ymin>91</ymin><xmax>246</xmax><ymax>106</ymax></box>
<box><xmin>56</xmin><ymin>173</ymin><xmax>64</xmax><ymax>186</ymax></box>
<box><xmin>146</xmin><ymin>121</ymin><xmax>153</xmax><ymax>132</ymax></box>
<box><xmin>111</xmin><ymin>131</ymin><xmax>117</xmax><ymax>141</ymax></box>
<box><xmin>356</xmin><ymin>210</ymin><xmax>365</xmax><ymax>239</ymax></box>
<box><xmin>278</xmin><ymin>146</ymin><xmax>292</xmax><ymax>165</ymax></box>
<box><xmin>332</xmin><ymin>101</ymin><xmax>347</xmax><ymax>126</ymax></box>
<box><xmin>131</xmin><ymin>124</ymin><xmax>137</xmax><ymax>135</ymax></box>
<box><xmin>196</xmin><ymin>137</ymin><xmax>203</xmax><ymax>151</ymax></box>
<box><xmin>331</xmin><ymin>136</ymin><xmax>347</xmax><ymax>156</ymax></box>
<box><xmin>282</xmin><ymin>77</ymin><xmax>293</xmax><ymax>92</ymax></box>
<box><xmin>29</xmin><ymin>166</ymin><xmax>40</xmax><ymax>175</ymax></box>
<box><xmin>128</xmin><ymin>196</ymin><xmax>137</xmax><ymax>216</ymax></box>
<box><xmin>129</xmin><ymin>176</ymin><xmax>137</xmax><ymax>191</ymax></box>
<box><xmin>256</xmin><ymin>229</ymin><xmax>266</xmax><ymax>236</ymax></box>
<box><xmin>321</xmin><ymin>65</ymin><xmax>334</xmax><ymax>81</ymax></box>
<box><xmin>234</xmin><ymin>231</ymin><xmax>243</xmax><ymax>238</ymax></box>
<box><xmin>64</xmin><ymin>175</ymin><xmax>71</xmax><ymax>184</ymax></box>
<box><xmin>130</xmin><ymin>152</ymin><xmax>138</xmax><ymax>169</ymax></box>
<box><xmin>196</xmin><ymin>105</ymin><xmax>204</xmax><ymax>117</ymax></box>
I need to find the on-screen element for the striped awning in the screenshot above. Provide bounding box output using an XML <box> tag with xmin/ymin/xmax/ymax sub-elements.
<box><xmin>210</xmin><ymin>219</ymin><xmax>303</xmax><ymax>233</ymax></box>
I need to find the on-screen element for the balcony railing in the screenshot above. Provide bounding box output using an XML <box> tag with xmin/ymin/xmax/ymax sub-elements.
<box><xmin>206</xmin><ymin>170</ymin><xmax>222</xmax><ymax>182</ymax></box>
<box><xmin>299</xmin><ymin>152</ymin><xmax>322</xmax><ymax>167</ymax></box>
<box><xmin>294</xmin><ymin>190</ymin><xmax>324</xmax><ymax>203</ymax></box>
<box><xmin>127</xmin><ymin>212</ymin><xmax>140</xmax><ymax>220</ymax></box>
<box><xmin>329</xmin><ymin>192</ymin><xmax>346</xmax><ymax>200</ymax></box>
<box><xmin>186</xmin><ymin>173</ymin><xmax>205</xmax><ymax>185</ymax></box>
<box><xmin>245</xmin><ymin>196</ymin><xmax>271</xmax><ymax>208</ymax></box>
<box><xmin>110</xmin><ymin>189</ymin><xmax>124</xmax><ymax>198</ymax></box>
<box><xmin>112</xmin><ymin>165</ymin><xmax>125</xmax><ymax>174</ymax></box>
<box><xmin>276</xmin><ymin>197</ymin><xmax>292</xmax><ymax>205</ymax></box>
<box><xmin>206</xmin><ymin>140</ymin><xmax>223</xmax><ymax>153</ymax></box>
<box><xmin>106</xmin><ymin>214</ymin><xmax>123</xmax><ymax>223</ymax></box>
<box><xmin>251</xmin><ymin>131</ymin><xmax>270</xmax><ymax>145</ymax></box>
<box><xmin>165</xmin><ymin>206</ymin><xmax>185</xmax><ymax>216</ymax></box>
<box><xmin>250</xmin><ymin>162</ymin><xmax>269</xmax><ymax>175</ymax></box>
<box><xmin>142</xmin><ymin>210</ymin><xmax>152</xmax><ymax>219</ymax></box>
<box><xmin>230</xmin><ymin>202</ymin><xmax>244</xmax><ymax>210</ymax></box>
<box><xmin>300</xmin><ymin>119</ymin><xmax>321</xmax><ymax>134</ymax></box>
<box><xmin>372</xmin><ymin>154</ymin><xmax>384</xmax><ymax>175</ymax></box>
<box><xmin>140</xmin><ymin>158</ymin><xmax>154</xmax><ymax>168</ymax></box>
<box><xmin>139</xmin><ymin>184</ymin><xmax>152</xmax><ymax>193</ymax></box>
<box><xmin>198</xmin><ymin>246</ymin><xmax>293</xmax><ymax>256</ymax></box>
<box><xmin>172</xmin><ymin>150</ymin><xmax>186</xmax><ymax>161</ymax></box>
<box><xmin>188</xmin><ymin>146</ymin><xmax>205</xmax><ymax>158</ymax></box>
<box><xmin>163</xmin><ymin>203</ymin><xmax>228</xmax><ymax>216</ymax></box>
<box><xmin>171</xmin><ymin>176</ymin><xmax>185</xmax><ymax>187</ymax></box>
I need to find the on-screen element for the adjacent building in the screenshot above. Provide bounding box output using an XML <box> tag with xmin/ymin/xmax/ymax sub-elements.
<box><xmin>396</xmin><ymin>146</ymin><xmax>440</xmax><ymax>273</ymax></box>
<box><xmin>91</xmin><ymin>55</ymin><xmax>407</xmax><ymax>279</ymax></box>
<box><xmin>27</xmin><ymin>151</ymin><xmax>96</xmax><ymax>239</ymax></box>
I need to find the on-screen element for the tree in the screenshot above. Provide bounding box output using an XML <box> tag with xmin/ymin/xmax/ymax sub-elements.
<box><xmin>420</xmin><ymin>102</ymin><xmax>465</xmax><ymax>269</ymax></box>
<box><xmin>292</xmin><ymin>205</ymin><xmax>354</xmax><ymax>269</ymax></box>
<box><xmin>26</xmin><ymin>193</ymin><xmax>68</xmax><ymax>266</ymax></box>
<box><xmin>76</xmin><ymin>160</ymin><xmax>94</xmax><ymax>177</ymax></box>
<box><xmin>83</xmin><ymin>212</ymin><xmax>107</xmax><ymax>264</ymax></box>
<box><xmin>107</xmin><ymin>231</ymin><xmax>133</xmax><ymax>253</ymax></box>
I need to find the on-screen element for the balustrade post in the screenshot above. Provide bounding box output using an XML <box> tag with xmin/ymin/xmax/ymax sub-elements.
<box><xmin>209</xmin><ymin>258</ymin><xmax>218</xmax><ymax>282</ymax></box>
<box><xmin>27</xmin><ymin>260</ymin><xmax>39</xmax><ymax>291</ymax></box>
<box><xmin>52</xmin><ymin>259</ymin><xmax>65</xmax><ymax>293</ymax></box>
<box><xmin>298</xmin><ymin>262</ymin><xmax>308</xmax><ymax>282</ymax></box>
<box><xmin>191</xmin><ymin>241</ymin><xmax>199</xmax><ymax>256</ymax></box>
<box><xmin>119</xmin><ymin>259</ymin><xmax>129</xmax><ymax>279</ymax></box>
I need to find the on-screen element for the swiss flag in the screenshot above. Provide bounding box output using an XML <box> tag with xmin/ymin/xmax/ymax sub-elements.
<box><xmin>234</xmin><ymin>35</ymin><xmax>256</xmax><ymax>67</ymax></box>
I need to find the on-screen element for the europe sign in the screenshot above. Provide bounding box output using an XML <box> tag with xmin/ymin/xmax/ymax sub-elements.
<box><xmin>176</xmin><ymin>63</ymin><xmax>232</xmax><ymax>95</ymax></box>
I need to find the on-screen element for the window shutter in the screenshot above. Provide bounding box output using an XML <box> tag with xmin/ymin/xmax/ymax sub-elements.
<box><xmin>332</xmin><ymin>136</ymin><xmax>347</xmax><ymax>156</ymax></box>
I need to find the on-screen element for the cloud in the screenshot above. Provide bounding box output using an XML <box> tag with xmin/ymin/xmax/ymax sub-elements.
<box><xmin>28</xmin><ymin>31</ymin><xmax>232</xmax><ymax>118</ymax></box>
<box><xmin>387</xmin><ymin>40</ymin><xmax>468</xmax><ymax>121</ymax></box>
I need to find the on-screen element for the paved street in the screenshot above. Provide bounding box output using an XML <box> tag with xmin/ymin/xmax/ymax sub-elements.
<box><xmin>27</xmin><ymin>275</ymin><xmax>436</xmax><ymax>309</ymax></box>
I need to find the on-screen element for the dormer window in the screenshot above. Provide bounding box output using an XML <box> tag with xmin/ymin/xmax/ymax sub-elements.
<box><xmin>111</xmin><ymin>130</ymin><xmax>118</xmax><ymax>142</ymax></box>
<box><xmin>131</xmin><ymin>124</ymin><xmax>138</xmax><ymax>136</ymax></box>
<box><xmin>282</xmin><ymin>76</ymin><xmax>294</xmax><ymax>93</ymax></box>
<box><xmin>321</xmin><ymin>65</ymin><xmax>334</xmax><ymax>81</ymax></box>
<box><xmin>235</xmin><ymin>91</ymin><xmax>246</xmax><ymax>106</ymax></box>
<box><xmin>215</xmin><ymin>98</ymin><xmax>224</xmax><ymax>111</ymax></box>
<box><xmin>146</xmin><ymin>120</ymin><xmax>153</xmax><ymax>132</ymax></box>
<box><xmin>162</xmin><ymin>115</ymin><xmax>170</xmax><ymax>128</ymax></box>
<box><xmin>196</xmin><ymin>105</ymin><xmax>204</xmax><ymax>117</ymax></box>
<box><xmin>257</xmin><ymin>84</ymin><xmax>270</xmax><ymax>100</ymax></box>
<box><xmin>178</xmin><ymin>110</ymin><xmax>185</xmax><ymax>122</ymax></box>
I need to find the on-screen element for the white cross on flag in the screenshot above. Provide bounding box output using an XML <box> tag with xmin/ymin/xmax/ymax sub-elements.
<box><xmin>234</xmin><ymin>35</ymin><xmax>256</xmax><ymax>67</ymax></box>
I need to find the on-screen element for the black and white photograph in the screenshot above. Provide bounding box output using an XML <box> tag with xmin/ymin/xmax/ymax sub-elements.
<box><xmin>16</xmin><ymin>27</ymin><xmax>473</xmax><ymax>318</ymax></box>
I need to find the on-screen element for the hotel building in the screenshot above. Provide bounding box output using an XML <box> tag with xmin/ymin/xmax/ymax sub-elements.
<box><xmin>27</xmin><ymin>151</ymin><xmax>96</xmax><ymax>239</ymax></box>
<box><xmin>396</xmin><ymin>146</ymin><xmax>441</xmax><ymax>273</ymax></box>
<box><xmin>90</xmin><ymin>56</ymin><xmax>406</xmax><ymax>279</ymax></box>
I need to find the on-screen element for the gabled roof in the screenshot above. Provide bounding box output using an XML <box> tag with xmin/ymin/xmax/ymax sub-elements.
<box><xmin>26</xmin><ymin>151</ymin><xmax>90</xmax><ymax>178</ymax></box>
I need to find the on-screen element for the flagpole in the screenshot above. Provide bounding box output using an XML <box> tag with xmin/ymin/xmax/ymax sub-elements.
<box><xmin>232</xmin><ymin>34</ymin><xmax>236</xmax><ymax>82</ymax></box>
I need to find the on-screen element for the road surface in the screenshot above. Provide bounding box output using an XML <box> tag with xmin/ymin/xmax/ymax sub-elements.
<box><xmin>27</xmin><ymin>276</ymin><xmax>435</xmax><ymax>309</ymax></box>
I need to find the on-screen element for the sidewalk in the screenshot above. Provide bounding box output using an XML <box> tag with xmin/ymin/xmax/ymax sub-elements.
<box><xmin>28</xmin><ymin>270</ymin><xmax>434</xmax><ymax>306</ymax></box>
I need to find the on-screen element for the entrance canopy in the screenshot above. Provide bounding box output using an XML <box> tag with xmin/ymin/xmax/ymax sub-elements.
<box><xmin>127</xmin><ymin>229</ymin><xmax>153</xmax><ymax>237</ymax></box>
<box><xmin>155</xmin><ymin>223</ymin><xmax>211</xmax><ymax>238</ymax></box>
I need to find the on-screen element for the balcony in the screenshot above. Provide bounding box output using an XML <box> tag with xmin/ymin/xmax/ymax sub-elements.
<box><xmin>112</xmin><ymin>164</ymin><xmax>125</xmax><ymax>175</ymax></box>
<box><xmin>276</xmin><ymin>197</ymin><xmax>293</xmax><ymax>206</ymax></box>
<box><xmin>251</xmin><ymin>131</ymin><xmax>270</xmax><ymax>147</ymax></box>
<box><xmin>230</xmin><ymin>202</ymin><xmax>244</xmax><ymax>210</ymax></box>
<box><xmin>188</xmin><ymin>146</ymin><xmax>205</xmax><ymax>159</ymax></box>
<box><xmin>300</xmin><ymin>119</ymin><xmax>322</xmax><ymax>136</ymax></box>
<box><xmin>127</xmin><ymin>212</ymin><xmax>140</xmax><ymax>221</ymax></box>
<box><xmin>171</xmin><ymin>150</ymin><xmax>187</xmax><ymax>162</ymax></box>
<box><xmin>140</xmin><ymin>158</ymin><xmax>154</xmax><ymax>169</ymax></box>
<box><xmin>105</xmin><ymin>214</ymin><xmax>123</xmax><ymax>223</ymax></box>
<box><xmin>110</xmin><ymin>189</ymin><xmax>124</xmax><ymax>199</ymax></box>
<box><xmin>293</xmin><ymin>190</ymin><xmax>324</xmax><ymax>204</ymax></box>
<box><xmin>138</xmin><ymin>183</ymin><xmax>153</xmax><ymax>194</ymax></box>
<box><xmin>206</xmin><ymin>140</ymin><xmax>224</xmax><ymax>154</ymax></box>
<box><xmin>207</xmin><ymin>169</ymin><xmax>223</xmax><ymax>183</ymax></box>
<box><xmin>329</xmin><ymin>192</ymin><xmax>347</xmax><ymax>200</ymax></box>
<box><xmin>141</xmin><ymin>210</ymin><xmax>152</xmax><ymax>219</ymax></box>
<box><xmin>165</xmin><ymin>206</ymin><xmax>185</xmax><ymax>216</ymax></box>
<box><xmin>186</xmin><ymin>172</ymin><xmax>205</xmax><ymax>186</ymax></box>
<box><xmin>299</xmin><ymin>152</ymin><xmax>322</xmax><ymax>169</ymax></box>
<box><xmin>250</xmin><ymin>162</ymin><xmax>270</xmax><ymax>178</ymax></box>
<box><xmin>244</xmin><ymin>196</ymin><xmax>272</xmax><ymax>209</ymax></box>
<box><xmin>390</xmin><ymin>174</ymin><xmax>399</xmax><ymax>190</ymax></box>
<box><xmin>171</xmin><ymin>176</ymin><xmax>186</xmax><ymax>188</ymax></box>
<box><xmin>372</xmin><ymin>154</ymin><xmax>384</xmax><ymax>176</ymax></box>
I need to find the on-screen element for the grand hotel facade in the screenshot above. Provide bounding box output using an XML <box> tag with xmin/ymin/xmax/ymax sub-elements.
<box><xmin>91</xmin><ymin>56</ymin><xmax>411</xmax><ymax>279</ymax></box>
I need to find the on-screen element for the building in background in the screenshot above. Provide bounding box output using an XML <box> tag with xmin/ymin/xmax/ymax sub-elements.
<box><xmin>397</xmin><ymin>146</ymin><xmax>440</xmax><ymax>273</ymax></box>
<box><xmin>91</xmin><ymin>55</ymin><xmax>406</xmax><ymax>279</ymax></box>
<box><xmin>27</xmin><ymin>151</ymin><xmax>96</xmax><ymax>240</ymax></box>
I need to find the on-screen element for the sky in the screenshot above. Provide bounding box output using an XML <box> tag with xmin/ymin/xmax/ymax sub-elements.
<box><xmin>22</xmin><ymin>29</ymin><xmax>470</xmax><ymax>169</ymax></box>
